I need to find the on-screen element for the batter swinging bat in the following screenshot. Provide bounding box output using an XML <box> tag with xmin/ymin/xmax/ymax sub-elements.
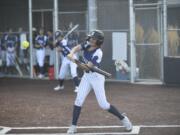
<box><xmin>73</xmin><ymin>59</ymin><xmax>112</xmax><ymax>78</ymax></box>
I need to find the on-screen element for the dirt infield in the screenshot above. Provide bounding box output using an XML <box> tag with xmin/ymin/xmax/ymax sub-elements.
<box><xmin>0</xmin><ymin>78</ymin><xmax>180</xmax><ymax>134</ymax></box>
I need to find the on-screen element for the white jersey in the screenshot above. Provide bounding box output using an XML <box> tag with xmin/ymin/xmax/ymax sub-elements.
<box><xmin>56</xmin><ymin>39</ymin><xmax>71</xmax><ymax>57</ymax></box>
<box><xmin>81</xmin><ymin>43</ymin><xmax>102</xmax><ymax>68</ymax></box>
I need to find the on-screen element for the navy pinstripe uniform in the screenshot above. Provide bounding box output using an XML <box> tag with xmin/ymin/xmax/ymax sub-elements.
<box><xmin>5</xmin><ymin>34</ymin><xmax>18</xmax><ymax>67</ymax></box>
<box><xmin>1</xmin><ymin>33</ymin><xmax>7</xmax><ymax>66</ymax></box>
<box><xmin>67</xmin><ymin>30</ymin><xmax>132</xmax><ymax>134</ymax></box>
<box><xmin>34</xmin><ymin>29</ymin><xmax>47</xmax><ymax>78</ymax></box>
<box><xmin>54</xmin><ymin>30</ymin><xmax>79</xmax><ymax>92</ymax></box>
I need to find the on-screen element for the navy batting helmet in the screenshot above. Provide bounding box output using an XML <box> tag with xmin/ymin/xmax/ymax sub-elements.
<box><xmin>88</xmin><ymin>30</ymin><xmax>104</xmax><ymax>46</ymax></box>
<box><xmin>55</xmin><ymin>30</ymin><xmax>63</xmax><ymax>39</ymax></box>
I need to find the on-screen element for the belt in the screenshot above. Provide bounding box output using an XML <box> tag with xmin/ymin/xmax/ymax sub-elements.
<box><xmin>36</xmin><ymin>47</ymin><xmax>43</xmax><ymax>50</ymax></box>
<box><xmin>85</xmin><ymin>70</ymin><xmax>94</xmax><ymax>73</ymax></box>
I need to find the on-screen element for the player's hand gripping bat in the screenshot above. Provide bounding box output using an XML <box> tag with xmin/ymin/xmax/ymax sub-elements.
<box><xmin>67</xmin><ymin>55</ymin><xmax>112</xmax><ymax>78</ymax></box>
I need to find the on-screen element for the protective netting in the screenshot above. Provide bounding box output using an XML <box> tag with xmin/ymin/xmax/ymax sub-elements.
<box><xmin>167</xmin><ymin>7</ymin><xmax>180</xmax><ymax>56</ymax></box>
<box><xmin>135</xmin><ymin>7</ymin><xmax>161</xmax><ymax>79</ymax></box>
<box><xmin>0</xmin><ymin>0</ymin><xmax>179</xmax><ymax>80</ymax></box>
<box><xmin>97</xmin><ymin>0</ymin><xmax>130</xmax><ymax>80</ymax></box>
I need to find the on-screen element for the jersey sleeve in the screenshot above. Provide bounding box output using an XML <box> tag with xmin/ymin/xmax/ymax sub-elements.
<box><xmin>91</xmin><ymin>49</ymin><xmax>103</xmax><ymax>66</ymax></box>
<box><xmin>61</xmin><ymin>39</ymin><xmax>67</xmax><ymax>46</ymax></box>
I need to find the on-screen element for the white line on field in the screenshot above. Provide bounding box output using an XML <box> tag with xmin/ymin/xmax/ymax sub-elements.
<box><xmin>1</xmin><ymin>125</ymin><xmax>180</xmax><ymax>135</ymax></box>
<box><xmin>3</xmin><ymin>126</ymin><xmax>140</xmax><ymax>135</ymax></box>
<box><xmin>140</xmin><ymin>125</ymin><xmax>180</xmax><ymax>128</ymax></box>
<box><xmin>6</xmin><ymin>126</ymin><xmax>140</xmax><ymax>135</ymax></box>
<box><xmin>9</xmin><ymin>125</ymin><xmax>180</xmax><ymax>129</ymax></box>
<box><xmin>6</xmin><ymin>133</ymin><xmax>136</xmax><ymax>135</ymax></box>
<box><xmin>0</xmin><ymin>126</ymin><xmax>11</xmax><ymax>134</ymax></box>
<box><xmin>11</xmin><ymin>125</ymin><xmax>129</xmax><ymax>129</ymax></box>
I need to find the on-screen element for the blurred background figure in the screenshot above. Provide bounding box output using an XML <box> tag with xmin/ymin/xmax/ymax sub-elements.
<box><xmin>18</xmin><ymin>27</ymin><xmax>29</xmax><ymax>72</ymax></box>
<box><xmin>5</xmin><ymin>28</ymin><xmax>18</xmax><ymax>74</ymax></box>
<box><xmin>0</xmin><ymin>35</ymin><xmax>2</xmax><ymax>74</ymax></box>
<box><xmin>0</xmin><ymin>29</ymin><xmax>8</xmax><ymax>73</ymax></box>
<box><xmin>54</xmin><ymin>30</ymin><xmax>79</xmax><ymax>92</ymax></box>
<box><xmin>46</xmin><ymin>29</ymin><xmax>55</xmax><ymax>80</ymax></box>
<box><xmin>34</xmin><ymin>28</ymin><xmax>47</xmax><ymax>78</ymax></box>
<box><xmin>47</xmin><ymin>29</ymin><xmax>55</xmax><ymax>67</ymax></box>
<box><xmin>32</xmin><ymin>27</ymin><xmax>38</xmax><ymax>76</ymax></box>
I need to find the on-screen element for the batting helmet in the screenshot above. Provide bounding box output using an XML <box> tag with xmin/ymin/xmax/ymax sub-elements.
<box><xmin>88</xmin><ymin>30</ymin><xmax>104</xmax><ymax>46</ymax></box>
<box><xmin>55</xmin><ymin>30</ymin><xmax>63</xmax><ymax>39</ymax></box>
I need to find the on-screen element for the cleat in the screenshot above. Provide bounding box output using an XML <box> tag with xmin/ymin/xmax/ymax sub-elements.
<box><xmin>54</xmin><ymin>85</ymin><xmax>64</xmax><ymax>91</ymax></box>
<box><xmin>38</xmin><ymin>74</ymin><xmax>44</xmax><ymax>79</ymax></box>
<box><xmin>74</xmin><ymin>87</ymin><xmax>79</xmax><ymax>93</ymax></box>
<box><xmin>121</xmin><ymin>115</ymin><xmax>133</xmax><ymax>131</ymax></box>
<box><xmin>67</xmin><ymin>125</ymin><xmax>77</xmax><ymax>134</ymax></box>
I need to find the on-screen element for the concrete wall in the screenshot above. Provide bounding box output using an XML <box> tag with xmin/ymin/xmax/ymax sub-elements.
<box><xmin>167</xmin><ymin>0</ymin><xmax>180</xmax><ymax>5</ymax></box>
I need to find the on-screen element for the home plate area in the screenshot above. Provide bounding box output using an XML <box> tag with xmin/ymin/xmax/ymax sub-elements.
<box><xmin>1</xmin><ymin>125</ymin><xmax>180</xmax><ymax>135</ymax></box>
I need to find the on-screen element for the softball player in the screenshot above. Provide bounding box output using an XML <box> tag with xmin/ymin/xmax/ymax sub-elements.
<box><xmin>5</xmin><ymin>29</ymin><xmax>18</xmax><ymax>74</ymax></box>
<box><xmin>47</xmin><ymin>30</ymin><xmax>55</xmax><ymax>67</ymax></box>
<box><xmin>67</xmin><ymin>30</ymin><xmax>132</xmax><ymax>134</ymax></box>
<box><xmin>18</xmin><ymin>27</ymin><xmax>27</xmax><ymax>65</ymax></box>
<box><xmin>0</xmin><ymin>32</ymin><xmax>7</xmax><ymax>72</ymax></box>
<box><xmin>34</xmin><ymin>28</ymin><xmax>47</xmax><ymax>78</ymax></box>
<box><xmin>0</xmin><ymin>38</ymin><xmax>2</xmax><ymax>69</ymax></box>
<box><xmin>54</xmin><ymin>30</ymin><xmax>79</xmax><ymax>92</ymax></box>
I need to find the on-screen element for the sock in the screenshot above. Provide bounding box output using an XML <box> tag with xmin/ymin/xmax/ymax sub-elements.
<box><xmin>59</xmin><ymin>79</ymin><xmax>64</xmax><ymax>87</ymax></box>
<box><xmin>40</xmin><ymin>66</ymin><xmax>44</xmax><ymax>74</ymax></box>
<box><xmin>73</xmin><ymin>76</ymin><xmax>79</xmax><ymax>87</ymax></box>
<box><xmin>108</xmin><ymin>105</ymin><xmax>124</xmax><ymax>120</ymax></box>
<box><xmin>72</xmin><ymin>105</ymin><xmax>82</xmax><ymax>125</ymax></box>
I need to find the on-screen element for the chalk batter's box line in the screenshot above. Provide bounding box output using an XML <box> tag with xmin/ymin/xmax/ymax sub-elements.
<box><xmin>1</xmin><ymin>125</ymin><xmax>180</xmax><ymax>135</ymax></box>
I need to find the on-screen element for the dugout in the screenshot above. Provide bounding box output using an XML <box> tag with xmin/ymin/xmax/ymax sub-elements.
<box><xmin>0</xmin><ymin>0</ymin><xmax>180</xmax><ymax>84</ymax></box>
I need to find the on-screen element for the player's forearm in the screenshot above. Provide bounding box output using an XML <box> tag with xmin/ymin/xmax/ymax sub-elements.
<box><xmin>67</xmin><ymin>45</ymin><xmax>81</xmax><ymax>61</ymax></box>
<box><xmin>70</xmin><ymin>44</ymin><xmax>81</xmax><ymax>55</ymax></box>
